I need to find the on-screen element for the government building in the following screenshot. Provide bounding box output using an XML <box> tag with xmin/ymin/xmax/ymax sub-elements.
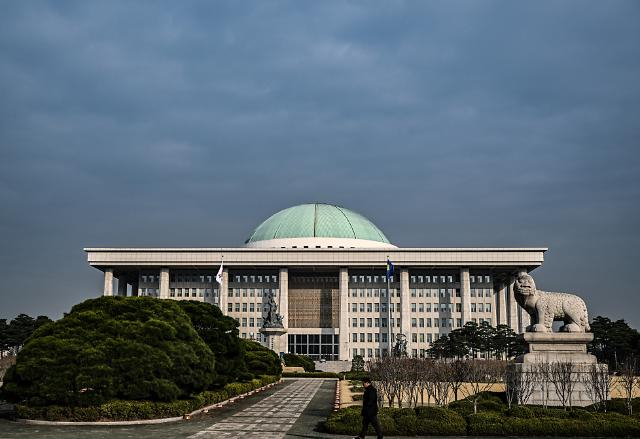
<box><xmin>85</xmin><ymin>203</ymin><xmax>546</xmax><ymax>361</ymax></box>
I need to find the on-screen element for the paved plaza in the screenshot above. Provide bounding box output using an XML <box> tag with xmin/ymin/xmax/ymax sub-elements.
<box><xmin>189</xmin><ymin>379</ymin><xmax>324</xmax><ymax>439</ymax></box>
<box><xmin>0</xmin><ymin>379</ymin><xmax>338</xmax><ymax>439</ymax></box>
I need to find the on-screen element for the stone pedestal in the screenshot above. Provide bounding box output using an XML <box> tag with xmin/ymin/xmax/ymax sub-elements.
<box><xmin>260</xmin><ymin>326</ymin><xmax>287</xmax><ymax>357</ymax></box>
<box><xmin>511</xmin><ymin>332</ymin><xmax>608</xmax><ymax>407</ymax></box>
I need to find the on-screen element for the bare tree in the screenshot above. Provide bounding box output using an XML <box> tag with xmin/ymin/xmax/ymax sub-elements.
<box><xmin>619</xmin><ymin>356</ymin><xmax>638</xmax><ymax>416</ymax></box>
<box><xmin>431</xmin><ymin>360</ymin><xmax>452</xmax><ymax>406</ymax></box>
<box><xmin>580</xmin><ymin>364</ymin><xmax>610</xmax><ymax>412</ymax></box>
<box><xmin>505</xmin><ymin>365</ymin><xmax>518</xmax><ymax>409</ymax></box>
<box><xmin>549</xmin><ymin>361</ymin><xmax>575</xmax><ymax>409</ymax></box>
<box><xmin>416</xmin><ymin>358</ymin><xmax>433</xmax><ymax>406</ymax></box>
<box><xmin>460</xmin><ymin>360</ymin><xmax>505</xmax><ymax>414</ymax></box>
<box><xmin>534</xmin><ymin>362</ymin><xmax>551</xmax><ymax>409</ymax></box>
<box><xmin>449</xmin><ymin>359</ymin><xmax>470</xmax><ymax>402</ymax></box>
<box><xmin>506</xmin><ymin>364</ymin><xmax>536</xmax><ymax>409</ymax></box>
<box><xmin>368</xmin><ymin>357</ymin><xmax>396</xmax><ymax>407</ymax></box>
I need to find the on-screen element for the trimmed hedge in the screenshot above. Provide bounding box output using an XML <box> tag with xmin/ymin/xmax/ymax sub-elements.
<box><xmin>282</xmin><ymin>372</ymin><xmax>339</xmax><ymax>378</ymax></box>
<box><xmin>324</xmin><ymin>406</ymin><xmax>466</xmax><ymax>436</ymax></box>
<box><xmin>15</xmin><ymin>375</ymin><xmax>280</xmax><ymax>422</ymax></box>
<box><xmin>467</xmin><ymin>409</ymin><xmax>640</xmax><ymax>437</ymax></box>
<box><xmin>326</xmin><ymin>403</ymin><xmax>640</xmax><ymax>437</ymax></box>
<box><xmin>342</xmin><ymin>371</ymin><xmax>369</xmax><ymax>381</ymax></box>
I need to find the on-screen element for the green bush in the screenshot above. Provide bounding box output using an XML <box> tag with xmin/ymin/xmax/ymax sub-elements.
<box><xmin>568</xmin><ymin>408</ymin><xmax>594</xmax><ymax>421</ymax></box>
<box><xmin>325</xmin><ymin>406</ymin><xmax>466</xmax><ymax>436</ymax></box>
<box><xmin>242</xmin><ymin>340</ymin><xmax>282</xmax><ymax>376</ymax></box>
<box><xmin>601</xmin><ymin>397</ymin><xmax>640</xmax><ymax>415</ymax></box>
<box><xmin>414</xmin><ymin>406</ymin><xmax>467</xmax><ymax>435</ymax></box>
<box><xmin>467</xmin><ymin>411</ymin><xmax>505</xmax><ymax>436</ymax></box>
<box><xmin>506</xmin><ymin>405</ymin><xmax>534</xmax><ymax>418</ymax></box>
<box><xmin>177</xmin><ymin>301</ymin><xmax>247</xmax><ymax>386</ymax></box>
<box><xmin>449</xmin><ymin>394</ymin><xmax>506</xmax><ymax>416</ymax></box>
<box><xmin>282</xmin><ymin>353</ymin><xmax>315</xmax><ymax>372</ymax></box>
<box><xmin>342</xmin><ymin>371</ymin><xmax>369</xmax><ymax>381</ymax></box>
<box><xmin>470</xmin><ymin>410</ymin><xmax>640</xmax><ymax>437</ymax></box>
<box><xmin>2</xmin><ymin>297</ymin><xmax>216</xmax><ymax>406</ymax></box>
<box><xmin>14</xmin><ymin>375</ymin><xmax>280</xmax><ymax>421</ymax></box>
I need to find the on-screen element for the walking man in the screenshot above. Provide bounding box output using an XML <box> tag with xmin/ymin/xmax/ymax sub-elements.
<box><xmin>354</xmin><ymin>377</ymin><xmax>383</xmax><ymax>439</ymax></box>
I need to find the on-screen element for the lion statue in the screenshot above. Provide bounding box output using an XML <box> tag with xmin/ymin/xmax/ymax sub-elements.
<box><xmin>514</xmin><ymin>273</ymin><xmax>590</xmax><ymax>333</ymax></box>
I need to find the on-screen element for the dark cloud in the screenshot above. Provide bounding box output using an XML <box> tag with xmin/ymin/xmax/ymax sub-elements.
<box><xmin>1</xmin><ymin>1</ymin><xmax>639</xmax><ymax>327</ymax></box>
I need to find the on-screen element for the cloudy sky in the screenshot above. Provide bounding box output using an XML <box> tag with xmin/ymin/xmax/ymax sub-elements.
<box><xmin>1</xmin><ymin>1</ymin><xmax>639</xmax><ymax>328</ymax></box>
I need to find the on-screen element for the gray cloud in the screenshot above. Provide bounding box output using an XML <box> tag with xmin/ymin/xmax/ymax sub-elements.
<box><xmin>1</xmin><ymin>1</ymin><xmax>639</xmax><ymax>327</ymax></box>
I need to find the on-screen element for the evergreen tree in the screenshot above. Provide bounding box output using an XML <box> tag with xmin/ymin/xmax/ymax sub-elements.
<box><xmin>2</xmin><ymin>297</ymin><xmax>216</xmax><ymax>406</ymax></box>
<box><xmin>176</xmin><ymin>301</ymin><xmax>249</xmax><ymax>384</ymax></box>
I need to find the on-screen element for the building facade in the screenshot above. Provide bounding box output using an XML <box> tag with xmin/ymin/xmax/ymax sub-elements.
<box><xmin>85</xmin><ymin>203</ymin><xmax>546</xmax><ymax>361</ymax></box>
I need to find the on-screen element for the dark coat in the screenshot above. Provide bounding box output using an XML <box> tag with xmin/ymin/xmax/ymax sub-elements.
<box><xmin>361</xmin><ymin>385</ymin><xmax>379</xmax><ymax>417</ymax></box>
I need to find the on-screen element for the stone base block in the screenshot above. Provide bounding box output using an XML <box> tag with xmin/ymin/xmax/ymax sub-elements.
<box><xmin>509</xmin><ymin>362</ymin><xmax>607</xmax><ymax>407</ymax></box>
<box><xmin>510</xmin><ymin>332</ymin><xmax>609</xmax><ymax>407</ymax></box>
<box><xmin>260</xmin><ymin>327</ymin><xmax>287</xmax><ymax>356</ymax></box>
<box><xmin>517</xmin><ymin>332</ymin><xmax>597</xmax><ymax>364</ymax></box>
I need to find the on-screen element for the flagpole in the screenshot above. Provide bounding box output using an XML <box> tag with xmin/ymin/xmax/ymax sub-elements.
<box><xmin>387</xmin><ymin>256</ymin><xmax>392</xmax><ymax>357</ymax></box>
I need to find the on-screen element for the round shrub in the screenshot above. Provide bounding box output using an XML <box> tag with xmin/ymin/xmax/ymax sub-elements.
<box><xmin>506</xmin><ymin>405</ymin><xmax>534</xmax><ymax>419</ymax></box>
<box><xmin>467</xmin><ymin>412</ymin><xmax>505</xmax><ymax>436</ymax></box>
<box><xmin>2</xmin><ymin>297</ymin><xmax>216</xmax><ymax>407</ymax></box>
<box><xmin>569</xmin><ymin>408</ymin><xmax>594</xmax><ymax>421</ymax></box>
<box><xmin>283</xmin><ymin>353</ymin><xmax>315</xmax><ymax>372</ymax></box>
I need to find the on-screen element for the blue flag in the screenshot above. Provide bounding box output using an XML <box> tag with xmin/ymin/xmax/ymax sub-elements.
<box><xmin>386</xmin><ymin>258</ymin><xmax>394</xmax><ymax>281</ymax></box>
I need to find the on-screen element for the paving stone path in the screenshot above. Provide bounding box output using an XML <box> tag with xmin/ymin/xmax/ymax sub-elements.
<box><xmin>189</xmin><ymin>379</ymin><xmax>324</xmax><ymax>439</ymax></box>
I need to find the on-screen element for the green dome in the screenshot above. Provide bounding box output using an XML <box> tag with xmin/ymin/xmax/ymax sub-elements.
<box><xmin>245</xmin><ymin>204</ymin><xmax>391</xmax><ymax>245</ymax></box>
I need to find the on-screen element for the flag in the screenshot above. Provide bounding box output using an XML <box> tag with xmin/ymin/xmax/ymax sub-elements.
<box><xmin>386</xmin><ymin>258</ymin><xmax>394</xmax><ymax>281</ymax></box>
<box><xmin>215</xmin><ymin>260</ymin><xmax>224</xmax><ymax>285</ymax></box>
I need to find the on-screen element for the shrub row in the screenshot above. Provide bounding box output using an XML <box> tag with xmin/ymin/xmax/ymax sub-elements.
<box><xmin>341</xmin><ymin>371</ymin><xmax>369</xmax><ymax>381</ymax></box>
<box><xmin>282</xmin><ymin>372</ymin><xmax>340</xmax><ymax>378</ymax></box>
<box><xmin>324</xmin><ymin>406</ymin><xmax>466</xmax><ymax>436</ymax></box>
<box><xmin>325</xmin><ymin>404</ymin><xmax>640</xmax><ymax>437</ymax></box>
<box><xmin>15</xmin><ymin>375</ymin><xmax>280</xmax><ymax>422</ymax></box>
<box><xmin>467</xmin><ymin>411</ymin><xmax>640</xmax><ymax>436</ymax></box>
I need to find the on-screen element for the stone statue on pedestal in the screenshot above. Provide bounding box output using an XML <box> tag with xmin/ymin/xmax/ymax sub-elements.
<box><xmin>392</xmin><ymin>333</ymin><xmax>407</xmax><ymax>357</ymax></box>
<box><xmin>514</xmin><ymin>273</ymin><xmax>590</xmax><ymax>333</ymax></box>
<box><xmin>260</xmin><ymin>292</ymin><xmax>286</xmax><ymax>355</ymax></box>
<box><xmin>510</xmin><ymin>272</ymin><xmax>608</xmax><ymax>407</ymax></box>
<box><xmin>263</xmin><ymin>291</ymin><xmax>284</xmax><ymax>329</ymax></box>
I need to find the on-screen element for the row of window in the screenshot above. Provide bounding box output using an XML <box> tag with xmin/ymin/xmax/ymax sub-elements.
<box><xmin>470</xmin><ymin>288</ymin><xmax>493</xmax><ymax>297</ymax></box>
<box><xmin>227</xmin><ymin>302</ymin><xmax>271</xmax><ymax>313</ymax></box>
<box><xmin>139</xmin><ymin>287</ymin><xmax>219</xmax><ymax>297</ymax></box>
<box><xmin>237</xmin><ymin>317</ymin><xmax>264</xmax><ymax>328</ymax></box>
<box><xmin>349</xmin><ymin>316</ymin><xmax>494</xmax><ymax>330</ymax></box>
<box><xmin>233</xmin><ymin>275</ymin><xmax>278</xmax><ymax>284</ymax></box>
<box><xmin>168</xmin><ymin>288</ymin><xmax>218</xmax><ymax>298</ymax></box>
<box><xmin>349</xmin><ymin>288</ymin><xmax>399</xmax><ymax>298</ymax></box>
<box><xmin>351</xmin><ymin>317</ymin><xmax>399</xmax><ymax>328</ymax></box>
<box><xmin>409</xmin><ymin>275</ymin><xmax>457</xmax><ymax>284</ymax></box>
<box><xmin>141</xmin><ymin>273</ymin><xmax>492</xmax><ymax>285</ymax></box>
<box><xmin>227</xmin><ymin>288</ymin><xmax>278</xmax><ymax>298</ymax></box>
<box><xmin>348</xmin><ymin>288</ymin><xmax>492</xmax><ymax>299</ymax></box>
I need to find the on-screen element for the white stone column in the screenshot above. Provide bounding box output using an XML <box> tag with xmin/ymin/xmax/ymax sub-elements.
<box><xmin>278</xmin><ymin>268</ymin><xmax>289</xmax><ymax>354</ymax></box>
<box><xmin>460</xmin><ymin>268</ymin><xmax>471</xmax><ymax>325</ymax></box>
<box><xmin>400</xmin><ymin>268</ymin><xmax>410</xmax><ymax>350</ymax></box>
<box><xmin>497</xmin><ymin>282</ymin><xmax>508</xmax><ymax>325</ymax></box>
<box><xmin>103</xmin><ymin>268</ymin><xmax>114</xmax><ymax>296</ymax></box>
<box><xmin>339</xmin><ymin>267</ymin><xmax>350</xmax><ymax>361</ymax></box>
<box><xmin>218</xmin><ymin>267</ymin><xmax>229</xmax><ymax>312</ymax></box>
<box><xmin>159</xmin><ymin>268</ymin><xmax>169</xmax><ymax>299</ymax></box>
